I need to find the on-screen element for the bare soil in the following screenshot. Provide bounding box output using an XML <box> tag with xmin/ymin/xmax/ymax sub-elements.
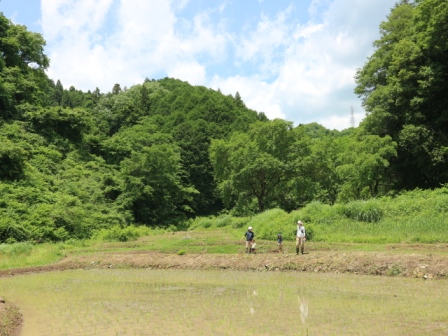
<box><xmin>0</xmin><ymin>297</ymin><xmax>22</xmax><ymax>336</ymax></box>
<box><xmin>1</xmin><ymin>245</ymin><xmax>447</xmax><ymax>335</ymax></box>
<box><xmin>1</xmin><ymin>246</ymin><xmax>447</xmax><ymax>279</ymax></box>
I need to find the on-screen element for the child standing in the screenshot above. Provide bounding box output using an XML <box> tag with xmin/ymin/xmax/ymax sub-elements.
<box><xmin>250</xmin><ymin>239</ymin><xmax>257</xmax><ymax>254</ymax></box>
<box><xmin>277</xmin><ymin>233</ymin><xmax>283</xmax><ymax>253</ymax></box>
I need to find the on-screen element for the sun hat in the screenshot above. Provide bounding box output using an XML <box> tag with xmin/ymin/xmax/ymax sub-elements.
<box><xmin>297</xmin><ymin>221</ymin><xmax>303</xmax><ymax>224</ymax></box>
<box><xmin>248</xmin><ymin>226</ymin><xmax>253</xmax><ymax>230</ymax></box>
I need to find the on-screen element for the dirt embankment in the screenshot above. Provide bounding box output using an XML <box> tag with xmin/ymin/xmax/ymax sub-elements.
<box><xmin>0</xmin><ymin>297</ymin><xmax>22</xmax><ymax>336</ymax></box>
<box><xmin>1</xmin><ymin>249</ymin><xmax>447</xmax><ymax>279</ymax></box>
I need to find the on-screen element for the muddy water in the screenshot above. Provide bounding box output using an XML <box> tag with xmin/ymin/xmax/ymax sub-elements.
<box><xmin>1</xmin><ymin>269</ymin><xmax>447</xmax><ymax>335</ymax></box>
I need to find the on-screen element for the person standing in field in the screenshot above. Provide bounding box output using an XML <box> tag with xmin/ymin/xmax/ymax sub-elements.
<box><xmin>244</xmin><ymin>226</ymin><xmax>255</xmax><ymax>254</ymax></box>
<box><xmin>277</xmin><ymin>233</ymin><xmax>283</xmax><ymax>253</ymax></box>
<box><xmin>296</xmin><ymin>221</ymin><xmax>306</xmax><ymax>255</ymax></box>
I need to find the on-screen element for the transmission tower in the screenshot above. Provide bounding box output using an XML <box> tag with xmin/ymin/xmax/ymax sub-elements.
<box><xmin>350</xmin><ymin>106</ymin><xmax>355</xmax><ymax>128</ymax></box>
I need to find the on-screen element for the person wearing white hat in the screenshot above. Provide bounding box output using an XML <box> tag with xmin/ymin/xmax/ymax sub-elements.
<box><xmin>296</xmin><ymin>221</ymin><xmax>306</xmax><ymax>255</ymax></box>
<box><xmin>243</xmin><ymin>226</ymin><xmax>255</xmax><ymax>254</ymax></box>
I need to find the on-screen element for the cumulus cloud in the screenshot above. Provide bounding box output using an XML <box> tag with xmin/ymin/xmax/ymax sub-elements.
<box><xmin>210</xmin><ymin>74</ymin><xmax>285</xmax><ymax>120</ymax></box>
<box><xmin>211</xmin><ymin>0</ymin><xmax>396</xmax><ymax>129</ymax></box>
<box><xmin>41</xmin><ymin>0</ymin><xmax>396</xmax><ymax>129</ymax></box>
<box><xmin>42</xmin><ymin>0</ymin><xmax>228</xmax><ymax>91</ymax></box>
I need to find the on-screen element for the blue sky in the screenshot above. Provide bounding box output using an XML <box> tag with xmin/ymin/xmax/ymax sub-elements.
<box><xmin>1</xmin><ymin>0</ymin><xmax>398</xmax><ymax>130</ymax></box>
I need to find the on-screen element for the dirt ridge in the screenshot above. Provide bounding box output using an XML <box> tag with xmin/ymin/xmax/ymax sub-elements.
<box><xmin>1</xmin><ymin>250</ymin><xmax>447</xmax><ymax>279</ymax></box>
<box><xmin>0</xmin><ymin>297</ymin><xmax>22</xmax><ymax>336</ymax></box>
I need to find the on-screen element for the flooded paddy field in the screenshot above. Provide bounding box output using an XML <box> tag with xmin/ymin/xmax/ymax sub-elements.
<box><xmin>1</xmin><ymin>269</ymin><xmax>447</xmax><ymax>335</ymax></box>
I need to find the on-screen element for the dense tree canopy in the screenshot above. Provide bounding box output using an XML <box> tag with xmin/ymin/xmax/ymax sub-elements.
<box><xmin>0</xmin><ymin>14</ymin><xmax>49</xmax><ymax>119</ymax></box>
<box><xmin>355</xmin><ymin>0</ymin><xmax>448</xmax><ymax>189</ymax></box>
<box><xmin>210</xmin><ymin>120</ymin><xmax>313</xmax><ymax>213</ymax></box>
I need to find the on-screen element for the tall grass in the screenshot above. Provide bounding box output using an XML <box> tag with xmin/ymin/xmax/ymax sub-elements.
<box><xmin>0</xmin><ymin>225</ymin><xmax>182</xmax><ymax>269</ymax></box>
<box><xmin>189</xmin><ymin>186</ymin><xmax>448</xmax><ymax>244</ymax></box>
<box><xmin>0</xmin><ymin>242</ymin><xmax>64</xmax><ymax>270</ymax></box>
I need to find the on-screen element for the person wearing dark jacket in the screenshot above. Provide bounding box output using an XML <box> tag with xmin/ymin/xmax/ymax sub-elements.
<box><xmin>244</xmin><ymin>226</ymin><xmax>255</xmax><ymax>254</ymax></box>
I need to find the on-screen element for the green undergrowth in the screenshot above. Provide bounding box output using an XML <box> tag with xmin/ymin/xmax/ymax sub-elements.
<box><xmin>1</xmin><ymin>187</ymin><xmax>447</xmax><ymax>270</ymax></box>
<box><xmin>189</xmin><ymin>187</ymin><xmax>448</xmax><ymax>244</ymax></box>
<box><xmin>0</xmin><ymin>242</ymin><xmax>64</xmax><ymax>270</ymax></box>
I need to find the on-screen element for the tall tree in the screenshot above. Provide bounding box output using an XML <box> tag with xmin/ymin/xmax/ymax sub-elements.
<box><xmin>53</xmin><ymin>80</ymin><xmax>63</xmax><ymax>105</ymax></box>
<box><xmin>355</xmin><ymin>0</ymin><xmax>448</xmax><ymax>189</ymax></box>
<box><xmin>112</xmin><ymin>83</ymin><xmax>122</xmax><ymax>95</ymax></box>
<box><xmin>210</xmin><ymin>119</ymin><xmax>311</xmax><ymax>213</ymax></box>
<box><xmin>336</xmin><ymin>131</ymin><xmax>397</xmax><ymax>202</ymax></box>
<box><xmin>0</xmin><ymin>14</ymin><xmax>49</xmax><ymax>119</ymax></box>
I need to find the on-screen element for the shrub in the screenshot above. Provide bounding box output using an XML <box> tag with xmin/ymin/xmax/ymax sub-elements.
<box><xmin>231</xmin><ymin>217</ymin><xmax>249</xmax><ymax>229</ymax></box>
<box><xmin>298</xmin><ymin>202</ymin><xmax>344</xmax><ymax>225</ymax></box>
<box><xmin>216</xmin><ymin>215</ymin><xmax>232</xmax><ymax>228</ymax></box>
<box><xmin>343</xmin><ymin>200</ymin><xmax>383</xmax><ymax>223</ymax></box>
<box><xmin>305</xmin><ymin>224</ymin><xmax>315</xmax><ymax>241</ymax></box>
<box><xmin>188</xmin><ymin>217</ymin><xmax>214</xmax><ymax>230</ymax></box>
<box><xmin>251</xmin><ymin>209</ymin><xmax>294</xmax><ymax>241</ymax></box>
<box><xmin>0</xmin><ymin>242</ymin><xmax>34</xmax><ymax>256</ymax></box>
<box><xmin>93</xmin><ymin>225</ymin><xmax>150</xmax><ymax>242</ymax></box>
<box><xmin>0</xmin><ymin>219</ymin><xmax>30</xmax><ymax>243</ymax></box>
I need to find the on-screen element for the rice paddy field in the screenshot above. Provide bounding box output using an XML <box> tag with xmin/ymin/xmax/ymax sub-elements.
<box><xmin>1</xmin><ymin>268</ymin><xmax>447</xmax><ymax>336</ymax></box>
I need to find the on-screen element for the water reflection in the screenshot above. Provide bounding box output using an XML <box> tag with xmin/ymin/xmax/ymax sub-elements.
<box><xmin>248</xmin><ymin>288</ymin><xmax>258</xmax><ymax>314</ymax></box>
<box><xmin>3</xmin><ymin>269</ymin><xmax>446</xmax><ymax>336</ymax></box>
<box><xmin>298</xmin><ymin>295</ymin><xmax>308</xmax><ymax>324</ymax></box>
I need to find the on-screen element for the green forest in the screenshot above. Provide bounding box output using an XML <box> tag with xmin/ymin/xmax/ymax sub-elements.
<box><xmin>0</xmin><ymin>0</ymin><xmax>447</xmax><ymax>243</ymax></box>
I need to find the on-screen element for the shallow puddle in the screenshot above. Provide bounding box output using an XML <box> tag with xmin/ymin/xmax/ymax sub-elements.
<box><xmin>1</xmin><ymin>269</ymin><xmax>447</xmax><ymax>335</ymax></box>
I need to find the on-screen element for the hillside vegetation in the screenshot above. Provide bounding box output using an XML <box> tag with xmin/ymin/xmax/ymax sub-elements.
<box><xmin>1</xmin><ymin>0</ymin><xmax>448</xmax><ymax>244</ymax></box>
<box><xmin>189</xmin><ymin>186</ymin><xmax>448</xmax><ymax>244</ymax></box>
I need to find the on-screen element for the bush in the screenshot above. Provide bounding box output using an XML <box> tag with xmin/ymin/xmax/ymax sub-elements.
<box><xmin>231</xmin><ymin>217</ymin><xmax>249</xmax><ymax>229</ymax></box>
<box><xmin>299</xmin><ymin>201</ymin><xmax>344</xmax><ymax>225</ymax></box>
<box><xmin>251</xmin><ymin>209</ymin><xmax>294</xmax><ymax>241</ymax></box>
<box><xmin>92</xmin><ymin>225</ymin><xmax>151</xmax><ymax>242</ymax></box>
<box><xmin>305</xmin><ymin>224</ymin><xmax>315</xmax><ymax>241</ymax></box>
<box><xmin>0</xmin><ymin>242</ymin><xmax>34</xmax><ymax>256</ymax></box>
<box><xmin>188</xmin><ymin>217</ymin><xmax>214</xmax><ymax>230</ymax></box>
<box><xmin>0</xmin><ymin>219</ymin><xmax>30</xmax><ymax>243</ymax></box>
<box><xmin>216</xmin><ymin>215</ymin><xmax>232</xmax><ymax>228</ymax></box>
<box><xmin>343</xmin><ymin>200</ymin><xmax>383</xmax><ymax>223</ymax></box>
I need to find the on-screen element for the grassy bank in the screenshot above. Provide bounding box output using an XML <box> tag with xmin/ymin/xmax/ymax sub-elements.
<box><xmin>189</xmin><ymin>187</ymin><xmax>448</xmax><ymax>244</ymax></box>
<box><xmin>1</xmin><ymin>187</ymin><xmax>447</xmax><ymax>270</ymax></box>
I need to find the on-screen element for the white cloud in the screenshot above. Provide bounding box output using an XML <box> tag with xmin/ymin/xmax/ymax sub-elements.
<box><xmin>42</xmin><ymin>0</ymin><xmax>228</xmax><ymax>91</ymax></box>
<box><xmin>42</xmin><ymin>0</ymin><xmax>113</xmax><ymax>43</ymax></box>
<box><xmin>41</xmin><ymin>0</ymin><xmax>397</xmax><ymax>130</ymax></box>
<box><xmin>316</xmin><ymin>112</ymin><xmax>365</xmax><ymax>131</ymax></box>
<box><xmin>210</xmin><ymin>75</ymin><xmax>285</xmax><ymax>120</ymax></box>
<box><xmin>210</xmin><ymin>0</ymin><xmax>396</xmax><ymax>130</ymax></box>
<box><xmin>235</xmin><ymin>7</ymin><xmax>293</xmax><ymax>76</ymax></box>
<box><xmin>168</xmin><ymin>61</ymin><xmax>206</xmax><ymax>85</ymax></box>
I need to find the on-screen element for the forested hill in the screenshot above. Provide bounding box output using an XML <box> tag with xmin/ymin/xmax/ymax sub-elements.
<box><xmin>0</xmin><ymin>12</ymin><xmax>269</xmax><ymax>242</ymax></box>
<box><xmin>2</xmin><ymin>0</ymin><xmax>448</xmax><ymax>244</ymax></box>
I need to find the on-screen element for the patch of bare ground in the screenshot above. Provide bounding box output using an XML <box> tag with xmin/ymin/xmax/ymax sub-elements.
<box><xmin>1</xmin><ymin>249</ymin><xmax>447</xmax><ymax>279</ymax></box>
<box><xmin>0</xmin><ymin>297</ymin><xmax>22</xmax><ymax>336</ymax></box>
